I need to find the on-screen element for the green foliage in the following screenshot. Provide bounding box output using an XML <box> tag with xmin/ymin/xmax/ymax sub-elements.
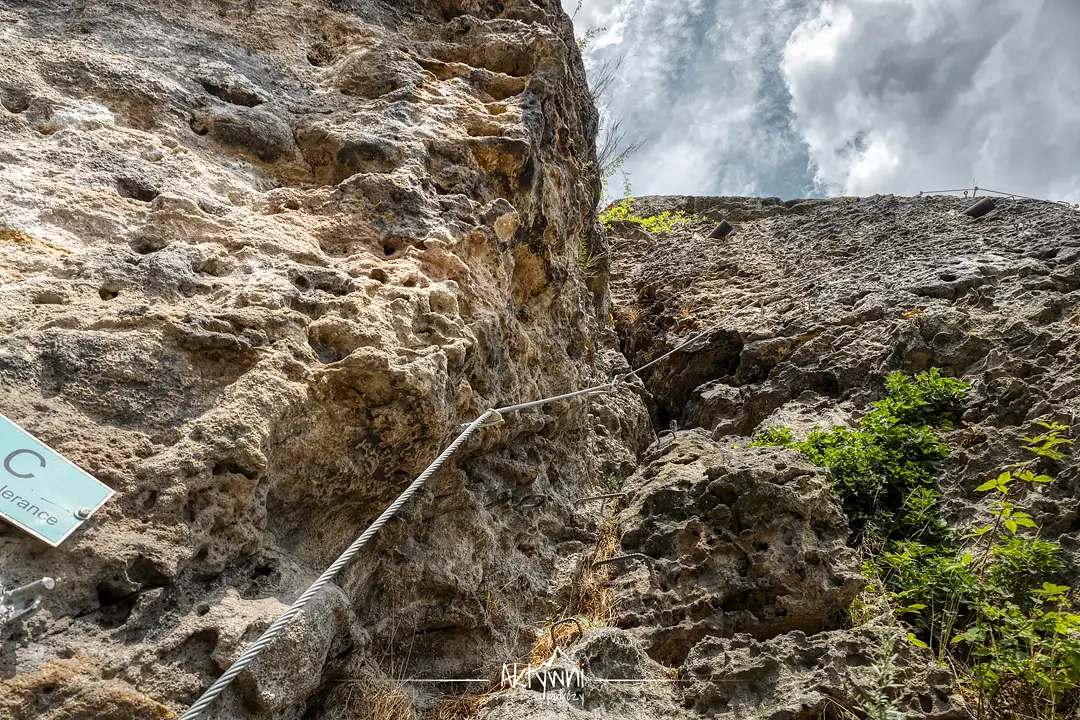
<box><xmin>867</xmin><ymin>421</ymin><xmax>1080</xmax><ymax>718</ymax></box>
<box><xmin>749</xmin><ymin>369</ymin><xmax>967</xmax><ymax>543</ymax></box>
<box><xmin>745</xmin><ymin>376</ymin><xmax>1080</xmax><ymax>716</ymax></box>
<box><xmin>598</xmin><ymin>197</ymin><xmax>697</xmax><ymax>233</ymax></box>
<box><xmin>845</xmin><ymin>621</ymin><xmax>906</xmax><ymax>720</ymax></box>
<box><xmin>598</xmin><ymin>176</ymin><xmax>702</xmax><ymax>232</ymax></box>
<box><xmin>878</xmin><ymin>368</ymin><xmax>969</xmax><ymax>428</ymax></box>
<box><xmin>576</xmin><ymin>26</ymin><xmax>606</xmax><ymax>52</ymax></box>
<box><xmin>578</xmin><ymin>236</ymin><xmax>606</xmax><ymax>278</ymax></box>
<box><xmin>747</xmin><ymin>426</ymin><xmax>795</xmax><ymax>448</ymax></box>
<box><xmin>868</xmin><ymin>541</ymin><xmax>977</xmax><ymax>651</ymax></box>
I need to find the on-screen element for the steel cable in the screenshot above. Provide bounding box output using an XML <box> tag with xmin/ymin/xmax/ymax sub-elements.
<box><xmin>180</xmin><ymin>410</ymin><xmax>496</xmax><ymax>719</ymax></box>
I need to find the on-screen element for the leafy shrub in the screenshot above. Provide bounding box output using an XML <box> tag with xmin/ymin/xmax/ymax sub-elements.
<box><xmin>750</xmin><ymin>369</ymin><xmax>967</xmax><ymax>543</ymax></box>
<box><xmin>869</xmin><ymin>421</ymin><xmax>1080</xmax><ymax>717</ymax></box>
<box><xmin>598</xmin><ymin>197</ymin><xmax>698</xmax><ymax>233</ymax></box>
<box><xmin>747</xmin><ymin>374</ymin><xmax>1080</xmax><ymax>717</ymax></box>
<box><xmin>747</xmin><ymin>426</ymin><xmax>794</xmax><ymax>448</ymax></box>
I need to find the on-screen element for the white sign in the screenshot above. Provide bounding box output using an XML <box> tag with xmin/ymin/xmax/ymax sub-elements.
<box><xmin>0</xmin><ymin>414</ymin><xmax>115</xmax><ymax>546</ymax></box>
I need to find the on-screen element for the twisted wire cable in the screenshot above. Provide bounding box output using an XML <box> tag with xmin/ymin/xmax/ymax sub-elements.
<box><xmin>180</xmin><ymin>410</ymin><xmax>496</xmax><ymax>719</ymax></box>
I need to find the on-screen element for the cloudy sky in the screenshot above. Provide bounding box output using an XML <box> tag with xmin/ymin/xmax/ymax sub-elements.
<box><xmin>565</xmin><ymin>0</ymin><xmax>1080</xmax><ymax>203</ymax></box>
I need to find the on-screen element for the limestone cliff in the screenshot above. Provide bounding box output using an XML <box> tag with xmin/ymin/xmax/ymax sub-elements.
<box><xmin>2</xmin><ymin>2</ymin><xmax>1080</xmax><ymax>720</ymax></box>
<box><xmin>0</xmin><ymin>1</ymin><xmax>647</xmax><ymax>717</ymax></box>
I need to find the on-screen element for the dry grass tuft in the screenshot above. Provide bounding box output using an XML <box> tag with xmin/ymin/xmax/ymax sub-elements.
<box><xmin>421</xmin><ymin>692</ymin><xmax>489</xmax><ymax>720</ymax></box>
<box><xmin>349</xmin><ymin>667</ymin><xmax>415</xmax><ymax>720</ymax></box>
<box><xmin>578</xmin><ymin>514</ymin><xmax>619</xmax><ymax>625</ymax></box>
<box><xmin>529</xmin><ymin>508</ymin><xmax>621</xmax><ymax>664</ymax></box>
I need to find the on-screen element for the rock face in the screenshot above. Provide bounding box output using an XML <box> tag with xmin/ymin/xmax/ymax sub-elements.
<box><xmin>2</xmin><ymin>2</ymin><xmax>1079</xmax><ymax>719</ymax></box>
<box><xmin>681</xmin><ymin>621</ymin><xmax>967</xmax><ymax>720</ymax></box>
<box><xmin>608</xmin><ymin>194</ymin><xmax>1080</xmax><ymax>543</ymax></box>
<box><xmin>0</xmin><ymin>1</ymin><xmax>653</xmax><ymax>718</ymax></box>
<box><xmin>613</xmin><ymin>433</ymin><xmax>862</xmax><ymax>666</ymax></box>
<box><xmin>611</xmin><ymin>195</ymin><xmax>1080</xmax><ymax>445</ymax></box>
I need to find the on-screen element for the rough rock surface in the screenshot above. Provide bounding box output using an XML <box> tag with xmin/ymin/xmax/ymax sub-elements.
<box><xmin>682</xmin><ymin>621</ymin><xmax>967</xmax><ymax>720</ymax></box>
<box><xmin>480</xmin><ymin>628</ymin><xmax>690</xmax><ymax>720</ymax></box>
<box><xmin>612</xmin><ymin>432</ymin><xmax>862</xmax><ymax>666</ymax></box>
<box><xmin>3</xmin><ymin>1</ymin><xmax>1079</xmax><ymax>719</ymax></box>
<box><xmin>609</xmin><ymin>194</ymin><xmax>1080</xmax><ymax>544</ymax></box>
<box><xmin>0</xmin><ymin>1</ymin><xmax>653</xmax><ymax>718</ymax></box>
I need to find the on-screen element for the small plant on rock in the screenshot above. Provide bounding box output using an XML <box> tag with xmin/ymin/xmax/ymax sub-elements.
<box><xmin>747</xmin><ymin>373</ymin><xmax>1080</xmax><ymax>718</ymax></box>
<box><xmin>578</xmin><ymin>236</ymin><xmax>606</xmax><ymax>278</ymax></box>
<box><xmin>597</xmin><ymin>177</ymin><xmax>702</xmax><ymax>233</ymax></box>
<box><xmin>750</xmin><ymin>369</ymin><xmax>967</xmax><ymax>544</ymax></box>
<box><xmin>846</xmin><ymin>622</ymin><xmax>906</xmax><ymax>720</ymax></box>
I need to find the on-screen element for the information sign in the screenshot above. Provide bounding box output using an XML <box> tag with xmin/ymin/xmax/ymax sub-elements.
<box><xmin>0</xmin><ymin>414</ymin><xmax>114</xmax><ymax>546</ymax></box>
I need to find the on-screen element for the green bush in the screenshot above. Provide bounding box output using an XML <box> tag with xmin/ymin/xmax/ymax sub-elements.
<box><xmin>869</xmin><ymin>421</ymin><xmax>1080</xmax><ymax>717</ymax></box>
<box><xmin>598</xmin><ymin>197</ymin><xmax>698</xmax><ymax>233</ymax></box>
<box><xmin>747</xmin><ymin>374</ymin><xmax>1080</xmax><ymax>717</ymax></box>
<box><xmin>751</xmin><ymin>369</ymin><xmax>966</xmax><ymax>543</ymax></box>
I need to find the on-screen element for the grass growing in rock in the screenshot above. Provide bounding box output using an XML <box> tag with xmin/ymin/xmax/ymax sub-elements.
<box><xmin>750</xmin><ymin>371</ymin><xmax>1080</xmax><ymax>719</ymax></box>
<box><xmin>599</xmin><ymin>197</ymin><xmax>699</xmax><ymax>233</ymax></box>
<box><xmin>532</xmin><ymin>506</ymin><xmax>620</xmax><ymax>664</ymax></box>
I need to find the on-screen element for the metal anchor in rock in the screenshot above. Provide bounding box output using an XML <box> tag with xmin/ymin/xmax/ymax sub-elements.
<box><xmin>1</xmin><ymin>576</ymin><xmax>55</xmax><ymax>627</ymax></box>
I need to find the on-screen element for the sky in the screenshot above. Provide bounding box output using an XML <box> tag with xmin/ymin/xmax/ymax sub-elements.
<box><xmin>566</xmin><ymin>0</ymin><xmax>1080</xmax><ymax>203</ymax></box>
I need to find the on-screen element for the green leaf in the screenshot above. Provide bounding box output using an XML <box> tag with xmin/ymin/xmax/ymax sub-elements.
<box><xmin>907</xmin><ymin>632</ymin><xmax>929</xmax><ymax>649</ymax></box>
<box><xmin>1005</xmin><ymin>519</ymin><xmax>1018</xmax><ymax>534</ymax></box>
<box><xmin>1032</xmin><ymin>474</ymin><xmax>1054</xmax><ymax>484</ymax></box>
<box><xmin>975</xmin><ymin>478</ymin><xmax>999</xmax><ymax>492</ymax></box>
<box><xmin>961</xmin><ymin>552</ymin><xmax>974</xmax><ymax>565</ymax></box>
<box><xmin>1012</xmin><ymin>516</ymin><xmax>1038</xmax><ymax>529</ymax></box>
<box><xmin>1036</xmin><ymin>582</ymin><xmax>1071</xmax><ymax>597</ymax></box>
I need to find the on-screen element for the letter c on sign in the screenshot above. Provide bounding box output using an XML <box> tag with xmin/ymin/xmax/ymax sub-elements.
<box><xmin>5</xmin><ymin>449</ymin><xmax>46</xmax><ymax>479</ymax></box>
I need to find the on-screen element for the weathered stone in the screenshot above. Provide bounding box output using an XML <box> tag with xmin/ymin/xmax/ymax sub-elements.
<box><xmin>682</xmin><ymin>621</ymin><xmax>968</xmax><ymax>720</ymax></box>
<box><xmin>611</xmin><ymin>432</ymin><xmax>863</xmax><ymax>666</ymax></box>
<box><xmin>3</xmin><ymin>0</ymin><xmax>1078</xmax><ymax>718</ymax></box>
<box><xmin>480</xmin><ymin>628</ymin><xmax>692</xmax><ymax>720</ymax></box>
<box><xmin>0</xmin><ymin>1</ymin><xmax>638</xmax><ymax>718</ymax></box>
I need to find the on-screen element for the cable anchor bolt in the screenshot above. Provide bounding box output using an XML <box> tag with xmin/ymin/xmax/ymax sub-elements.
<box><xmin>477</xmin><ymin>409</ymin><xmax>504</xmax><ymax>428</ymax></box>
<box><xmin>1</xmin><ymin>576</ymin><xmax>56</xmax><ymax>627</ymax></box>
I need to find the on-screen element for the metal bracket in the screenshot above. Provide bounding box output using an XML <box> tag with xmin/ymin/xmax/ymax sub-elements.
<box><xmin>516</xmin><ymin>494</ymin><xmax>547</xmax><ymax>511</ymax></box>
<box><xmin>1</xmin><ymin>577</ymin><xmax>55</xmax><ymax>627</ymax></box>
<box><xmin>459</xmin><ymin>409</ymin><xmax>505</xmax><ymax>430</ymax></box>
<box><xmin>591</xmin><ymin>553</ymin><xmax>651</xmax><ymax>570</ymax></box>
<box><xmin>478</xmin><ymin>409</ymin><xmax>505</xmax><ymax>427</ymax></box>
<box><xmin>576</xmin><ymin>493</ymin><xmax>626</xmax><ymax>503</ymax></box>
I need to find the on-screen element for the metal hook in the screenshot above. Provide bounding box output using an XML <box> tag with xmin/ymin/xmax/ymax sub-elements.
<box><xmin>550</xmin><ymin>617</ymin><xmax>585</xmax><ymax>651</ymax></box>
<box><xmin>591</xmin><ymin>553</ymin><xmax>651</xmax><ymax>570</ymax></box>
<box><xmin>517</xmin><ymin>494</ymin><xmax>547</xmax><ymax>511</ymax></box>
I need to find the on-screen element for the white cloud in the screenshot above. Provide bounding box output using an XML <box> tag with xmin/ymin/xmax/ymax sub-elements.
<box><xmin>566</xmin><ymin>0</ymin><xmax>1080</xmax><ymax>203</ymax></box>
<box><xmin>782</xmin><ymin>0</ymin><xmax>1080</xmax><ymax>202</ymax></box>
<box><xmin>567</xmin><ymin>0</ymin><xmax>820</xmax><ymax>199</ymax></box>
